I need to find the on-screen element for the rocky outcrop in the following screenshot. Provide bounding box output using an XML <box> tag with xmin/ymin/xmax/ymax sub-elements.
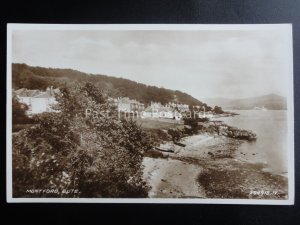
<box><xmin>168</xmin><ymin>119</ymin><xmax>257</xmax><ymax>143</ymax></box>
<box><xmin>197</xmin><ymin>121</ymin><xmax>257</xmax><ymax>141</ymax></box>
<box><xmin>217</xmin><ymin>125</ymin><xmax>257</xmax><ymax>141</ymax></box>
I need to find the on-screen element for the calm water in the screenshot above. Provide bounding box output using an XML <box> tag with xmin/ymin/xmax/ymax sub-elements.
<box><xmin>215</xmin><ymin>110</ymin><xmax>288</xmax><ymax>175</ymax></box>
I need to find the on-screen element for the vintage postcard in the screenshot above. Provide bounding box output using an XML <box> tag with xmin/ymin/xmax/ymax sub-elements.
<box><xmin>6</xmin><ymin>24</ymin><xmax>294</xmax><ymax>204</ymax></box>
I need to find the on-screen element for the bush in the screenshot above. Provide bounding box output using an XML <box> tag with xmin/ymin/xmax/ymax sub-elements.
<box><xmin>12</xmin><ymin>83</ymin><xmax>151</xmax><ymax>198</ymax></box>
<box><xmin>12</xmin><ymin>124</ymin><xmax>33</xmax><ymax>132</ymax></box>
<box><xmin>167</xmin><ymin>128</ymin><xmax>183</xmax><ymax>142</ymax></box>
<box><xmin>183</xmin><ymin>118</ymin><xmax>198</xmax><ymax>134</ymax></box>
<box><xmin>183</xmin><ymin>126</ymin><xmax>194</xmax><ymax>136</ymax></box>
<box><xmin>12</xmin><ymin>96</ymin><xmax>33</xmax><ymax>125</ymax></box>
<box><xmin>182</xmin><ymin>117</ymin><xmax>210</xmax><ymax>135</ymax></box>
<box><xmin>145</xmin><ymin>129</ymin><xmax>172</xmax><ymax>146</ymax></box>
<box><xmin>213</xmin><ymin>106</ymin><xmax>224</xmax><ymax>114</ymax></box>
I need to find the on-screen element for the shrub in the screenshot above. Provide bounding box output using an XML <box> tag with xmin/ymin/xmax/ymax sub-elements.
<box><xmin>12</xmin><ymin>83</ymin><xmax>151</xmax><ymax>198</ymax></box>
<box><xmin>167</xmin><ymin>128</ymin><xmax>183</xmax><ymax>142</ymax></box>
<box><xmin>12</xmin><ymin>124</ymin><xmax>33</xmax><ymax>132</ymax></box>
<box><xmin>12</xmin><ymin>95</ymin><xmax>33</xmax><ymax>125</ymax></box>
<box><xmin>183</xmin><ymin>126</ymin><xmax>194</xmax><ymax>136</ymax></box>
<box><xmin>145</xmin><ymin>129</ymin><xmax>172</xmax><ymax>146</ymax></box>
<box><xmin>183</xmin><ymin>118</ymin><xmax>200</xmax><ymax>134</ymax></box>
<box><xmin>213</xmin><ymin>106</ymin><xmax>224</xmax><ymax>114</ymax></box>
<box><xmin>182</xmin><ymin>117</ymin><xmax>210</xmax><ymax>135</ymax></box>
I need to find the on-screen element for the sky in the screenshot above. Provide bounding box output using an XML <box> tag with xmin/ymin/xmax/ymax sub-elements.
<box><xmin>12</xmin><ymin>27</ymin><xmax>292</xmax><ymax>99</ymax></box>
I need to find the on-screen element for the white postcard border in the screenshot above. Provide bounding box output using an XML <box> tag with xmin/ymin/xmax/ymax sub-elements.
<box><xmin>6</xmin><ymin>23</ymin><xmax>295</xmax><ymax>204</ymax></box>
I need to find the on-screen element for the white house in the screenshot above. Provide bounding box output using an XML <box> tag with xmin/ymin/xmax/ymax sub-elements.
<box><xmin>112</xmin><ymin>97</ymin><xmax>145</xmax><ymax>113</ymax></box>
<box><xmin>15</xmin><ymin>87</ymin><xmax>59</xmax><ymax>115</ymax></box>
<box><xmin>30</xmin><ymin>91</ymin><xmax>58</xmax><ymax>114</ymax></box>
<box><xmin>15</xmin><ymin>88</ymin><xmax>41</xmax><ymax>107</ymax></box>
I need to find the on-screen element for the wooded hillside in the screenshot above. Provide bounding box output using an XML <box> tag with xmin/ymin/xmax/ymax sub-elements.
<box><xmin>12</xmin><ymin>63</ymin><xmax>209</xmax><ymax>108</ymax></box>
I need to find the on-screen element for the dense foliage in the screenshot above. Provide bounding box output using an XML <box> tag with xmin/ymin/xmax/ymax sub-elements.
<box><xmin>183</xmin><ymin>117</ymin><xmax>210</xmax><ymax>134</ymax></box>
<box><xmin>213</xmin><ymin>106</ymin><xmax>224</xmax><ymax>114</ymax></box>
<box><xmin>12</xmin><ymin>95</ymin><xmax>30</xmax><ymax>124</ymax></box>
<box><xmin>12</xmin><ymin>95</ymin><xmax>35</xmax><ymax>132</ymax></box>
<box><xmin>13</xmin><ymin>82</ymin><xmax>153</xmax><ymax>197</ymax></box>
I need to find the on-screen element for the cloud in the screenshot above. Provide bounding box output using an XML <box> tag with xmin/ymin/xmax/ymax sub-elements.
<box><xmin>12</xmin><ymin>29</ymin><xmax>291</xmax><ymax>99</ymax></box>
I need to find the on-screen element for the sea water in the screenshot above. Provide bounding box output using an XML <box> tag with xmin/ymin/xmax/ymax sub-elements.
<box><xmin>216</xmin><ymin>110</ymin><xmax>288</xmax><ymax>175</ymax></box>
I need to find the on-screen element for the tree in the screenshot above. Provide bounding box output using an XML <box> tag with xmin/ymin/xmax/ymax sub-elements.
<box><xmin>24</xmin><ymin>75</ymin><xmax>49</xmax><ymax>90</ymax></box>
<box><xmin>13</xmin><ymin>82</ymin><xmax>152</xmax><ymax>198</ymax></box>
<box><xmin>213</xmin><ymin>106</ymin><xmax>224</xmax><ymax>114</ymax></box>
<box><xmin>12</xmin><ymin>96</ymin><xmax>30</xmax><ymax>124</ymax></box>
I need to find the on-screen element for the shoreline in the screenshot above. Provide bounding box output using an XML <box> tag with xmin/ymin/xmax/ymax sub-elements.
<box><xmin>143</xmin><ymin>133</ymin><xmax>288</xmax><ymax>199</ymax></box>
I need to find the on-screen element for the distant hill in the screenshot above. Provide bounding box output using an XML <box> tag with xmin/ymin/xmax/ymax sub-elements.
<box><xmin>12</xmin><ymin>63</ymin><xmax>210</xmax><ymax>108</ymax></box>
<box><xmin>202</xmin><ymin>94</ymin><xmax>287</xmax><ymax>110</ymax></box>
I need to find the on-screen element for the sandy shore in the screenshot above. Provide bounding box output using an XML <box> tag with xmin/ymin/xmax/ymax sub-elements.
<box><xmin>143</xmin><ymin>157</ymin><xmax>205</xmax><ymax>198</ymax></box>
<box><xmin>143</xmin><ymin>133</ymin><xmax>288</xmax><ymax>199</ymax></box>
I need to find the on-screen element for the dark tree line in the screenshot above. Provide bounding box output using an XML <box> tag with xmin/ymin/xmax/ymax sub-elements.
<box><xmin>12</xmin><ymin>63</ymin><xmax>207</xmax><ymax>107</ymax></box>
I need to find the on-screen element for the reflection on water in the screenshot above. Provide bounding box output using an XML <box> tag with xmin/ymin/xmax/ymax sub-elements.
<box><xmin>215</xmin><ymin>110</ymin><xmax>288</xmax><ymax>175</ymax></box>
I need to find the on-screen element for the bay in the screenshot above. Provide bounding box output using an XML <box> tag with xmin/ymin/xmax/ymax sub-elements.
<box><xmin>215</xmin><ymin>110</ymin><xmax>288</xmax><ymax>175</ymax></box>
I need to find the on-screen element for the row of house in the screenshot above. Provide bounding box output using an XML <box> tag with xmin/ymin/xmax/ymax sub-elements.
<box><xmin>140</xmin><ymin>101</ymin><xmax>183</xmax><ymax>120</ymax></box>
<box><xmin>111</xmin><ymin>97</ymin><xmax>145</xmax><ymax>112</ymax></box>
<box><xmin>110</xmin><ymin>99</ymin><xmax>188</xmax><ymax>120</ymax></box>
<box><xmin>148</xmin><ymin>101</ymin><xmax>190</xmax><ymax>112</ymax></box>
<box><xmin>14</xmin><ymin>87</ymin><xmax>213</xmax><ymax>120</ymax></box>
<box><xmin>165</xmin><ymin>102</ymin><xmax>190</xmax><ymax>112</ymax></box>
<box><xmin>111</xmin><ymin>99</ymin><xmax>189</xmax><ymax>114</ymax></box>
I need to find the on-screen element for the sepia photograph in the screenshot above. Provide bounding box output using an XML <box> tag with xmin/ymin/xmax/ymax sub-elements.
<box><xmin>6</xmin><ymin>24</ymin><xmax>294</xmax><ymax>204</ymax></box>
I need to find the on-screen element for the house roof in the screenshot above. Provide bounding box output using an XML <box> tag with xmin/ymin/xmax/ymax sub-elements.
<box><xmin>144</xmin><ymin>106</ymin><xmax>153</xmax><ymax>112</ymax></box>
<box><xmin>33</xmin><ymin>92</ymin><xmax>54</xmax><ymax>98</ymax></box>
<box><xmin>15</xmin><ymin>87</ymin><xmax>60</xmax><ymax>99</ymax></box>
<box><xmin>15</xmin><ymin>88</ymin><xmax>41</xmax><ymax>97</ymax></box>
<box><xmin>116</xmin><ymin>97</ymin><xmax>143</xmax><ymax>105</ymax></box>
